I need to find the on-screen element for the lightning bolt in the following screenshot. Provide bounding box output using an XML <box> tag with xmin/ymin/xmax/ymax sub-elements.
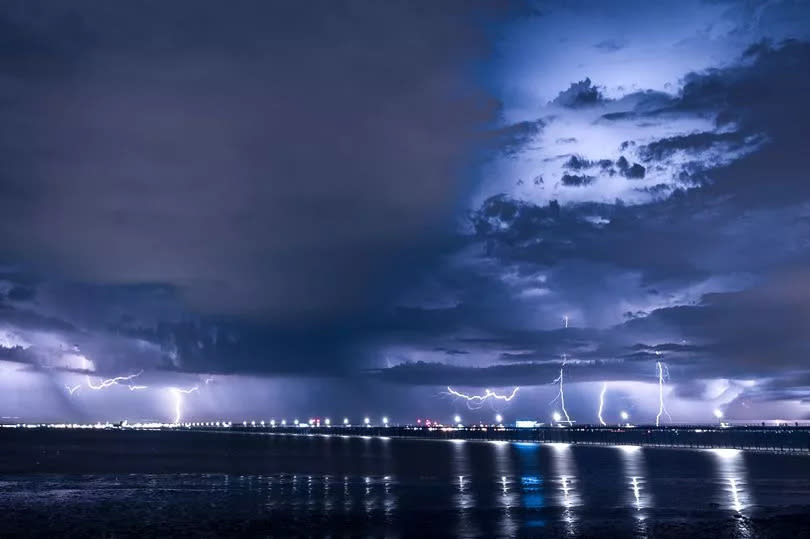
<box><xmin>445</xmin><ymin>387</ymin><xmax>519</xmax><ymax>410</ymax></box>
<box><xmin>65</xmin><ymin>384</ymin><xmax>81</xmax><ymax>395</ymax></box>
<box><xmin>169</xmin><ymin>386</ymin><xmax>198</xmax><ymax>424</ymax></box>
<box><xmin>551</xmin><ymin>356</ymin><xmax>572</xmax><ymax>425</ymax></box>
<box><xmin>598</xmin><ymin>382</ymin><xmax>607</xmax><ymax>426</ymax></box>
<box><xmin>563</xmin><ymin>315</ymin><xmax>569</xmax><ymax>329</ymax></box>
<box><xmin>128</xmin><ymin>384</ymin><xmax>148</xmax><ymax>391</ymax></box>
<box><xmin>85</xmin><ymin>370</ymin><xmax>144</xmax><ymax>390</ymax></box>
<box><xmin>655</xmin><ymin>361</ymin><xmax>672</xmax><ymax>426</ymax></box>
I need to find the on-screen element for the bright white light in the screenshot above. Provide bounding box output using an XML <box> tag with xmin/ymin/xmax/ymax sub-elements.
<box><xmin>552</xmin><ymin>360</ymin><xmax>573</xmax><ymax>425</ymax></box>
<box><xmin>711</xmin><ymin>448</ymin><xmax>741</xmax><ymax>459</ymax></box>
<box><xmin>495</xmin><ymin>414</ymin><xmax>503</xmax><ymax>423</ymax></box>
<box><xmin>382</xmin><ymin>416</ymin><xmax>388</xmax><ymax>425</ymax></box>
<box><xmin>86</xmin><ymin>369</ymin><xmax>144</xmax><ymax>391</ymax></box>
<box><xmin>343</xmin><ymin>418</ymin><xmax>349</xmax><ymax>425</ymax></box>
<box><xmin>168</xmin><ymin>386</ymin><xmax>198</xmax><ymax>424</ymax></box>
<box><xmin>598</xmin><ymin>382</ymin><xmax>607</xmax><ymax>426</ymax></box>
<box><xmin>553</xmin><ymin>411</ymin><xmax>562</xmax><ymax>422</ymax></box>
<box><xmin>325</xmin><ymin>418</ymin><xmax>331</xmax><ymax>426</ymax></box>
<box><xmin>364</xmin><ymin>417</ymin><xmax>370</xmax><ymax>425</ymax></box>
<box><xmin>294</xmin><ymin>419</ymin><xmax>299</xmax><ymax>425</ymax></box>
<box><xmin>445</xmin><ymin>387</ymin><xmax>520</xmax><ymax>410</ymax></box>
<box><xmin>713</xmin><ymin>409</ymin><xmax>724</xmax><ymax>419</ymax></box>
<box><xmin>655</xmin><ymin>361</ymin><xmax>672</xmax><ymax>426</ymax></box>
<box><xmin>620</xmin><ymin>411</ymin><xmax>629</xmax><ymax>421</ymax></box>
<box><xmin>281</xmin><ymin>419</ymin><xmax>287</xmax><ymax>426</ymax></box>
<box><xmin>453</xmin><ymin>414</ymin><xmax>462</xmax><ymax>424</ymax></box>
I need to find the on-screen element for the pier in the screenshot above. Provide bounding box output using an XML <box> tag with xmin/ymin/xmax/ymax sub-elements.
<box><xmin>225</xmin><ymin>424</ymin><xmax>810</xmax><ymax>453</ymax></box>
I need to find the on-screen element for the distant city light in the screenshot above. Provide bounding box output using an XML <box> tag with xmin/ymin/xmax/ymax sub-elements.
<box><xmin>453</xmin><ymin>414</ymin><xmax>462</xmax><ymax>424</ymax></box>
<box><xmin>343</xmin><ymin>418</ymin><xmax>349</xmax><ymax>425</ymax></box>
<box><xmin>620</xmin><ymin>411</ymin><xmax>629</xmax><ymax>421</ymax></box>
<box><xmin>495</xmin><ymin>414</ymin><xmax>503</xmax><ymax>424</ymax></box>
<box><xmin>364</xmin><ymin>417</ymin><xmax>370</xmax><ymax>425</ymax></box>
<box><xmin>553</xmin><ymin>411</ymin><xmax>562</xmax><ymax>422</ymax></box>
<box><xmin>324</xmin><ymin>418</ymin><xmax>331</xmax><ymax>426</ymax></box>
<box><xmin>382</xmin><ymin>416</ymin><xmax>389</xmax><ymax>425</ymax></box>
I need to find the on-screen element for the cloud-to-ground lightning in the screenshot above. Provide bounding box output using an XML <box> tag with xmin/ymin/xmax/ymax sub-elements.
<box><xmin>169</xmin><ymin>386</ymin><xmax>199</xmax><ymax>424</ymax></box>
<box><xmin>65</xmin><ymin>384</ymin><xmax>81</xmax><ymax>395</ymax></box>
<box><xmin>551</xmin><ymin>355</ymin><xmax>572</xmax><ymax>425</ymax></box>
<box><xmin>563</xmin><ymin>315</ymin><xmax>569</xmax><ymax>329</ymax></box>
<box><xmin>445</xmin><ymin>387</ymin><xmax>519</xmax><ymax>410</ymax></box>
<box><xmin>597</xmin><ymin>382</ymin><xmax>607</xmax><ymax>426</ymax></box>
<box><xmin>655</xmin><ymin>361</ymin><xmax>672</xmax><ymax>427</ymax></box>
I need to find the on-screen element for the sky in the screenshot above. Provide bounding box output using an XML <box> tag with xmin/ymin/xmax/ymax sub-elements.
<box><xmin>1</xmin><ymin>0</ymin><xmax>810</xmax><ymax>425</ymax></box>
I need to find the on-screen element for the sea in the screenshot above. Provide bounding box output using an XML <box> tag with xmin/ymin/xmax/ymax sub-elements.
<box><xmin>1</xmin><ymin>429</ymin><xmax>809</xmax><ymax>537</ymax></box>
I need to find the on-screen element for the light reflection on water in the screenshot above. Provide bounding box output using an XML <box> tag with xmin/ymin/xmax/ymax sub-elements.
<box><xmin>492</xmin><ymin>441</ymin><xmax>518</xmax><ymax>536</ymax></box>
<box><xmin>549</xmin><ymin>443</ymin><xmax>580</xmax><ymax>536</ymax></box>
<box><xmin>711</xmin><ymin>448</ymin><xmax>754</xmax><ymax>538</ymax></box>
<box><xmin>617</xmin><ymin>445</ymin><xmax>650</xmax><ymax>513</ymax></box>
<box><xmin>4</xmin><ymin>433</ymin><xmax>808</xmax><ymax>538</ymax></box>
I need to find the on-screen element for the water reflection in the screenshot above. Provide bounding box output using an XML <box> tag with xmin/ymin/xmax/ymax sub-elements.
<box><xmin>492</xmin><ymin>441</ymin><xmax>518</xmax><ymax>536</ymax></box>
<box><xmin>711</xmin><ymin>449</ymin><xmax>754</xmax><ymax>538</ymax></box>
<box><xmin>549</xmin><ymin>443</ymin><xmax>579</xmax><ymax>536</ymax></box>
<box><xmin>451</xmin><ymin>440</ymin><xmax>480</xmax><ymax>537</ymax></box>
<box><xmin>711</xmin><ymin>449</ymin><xmax>751</xmax><ymax>512</ymax></box>
<box><xmin>617</xmin><ymin>446</ymin><xmax>650</xmax><ymax>513</ymax></box>
<box><xmin>713</xmin><ymin>449</ymin><xmax>753</xmax><ymax>538</ymax></box>
<box><xmin>514</xmin><ymin>442</ymin><xmax>546</xmax><ymax>530</ymax></box>
<box><xmin>617</xmin><ymin>445</ymin><xmax>650</xmax><ymax>538</ymax></box>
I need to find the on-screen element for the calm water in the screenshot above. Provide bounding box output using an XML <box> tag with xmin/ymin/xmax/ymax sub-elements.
<box><xmin>1</xmin><ymin>430</ymin><xmax>809</xmax><ymax>537</ymax></box>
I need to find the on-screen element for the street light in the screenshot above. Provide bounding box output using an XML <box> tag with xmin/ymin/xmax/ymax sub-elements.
<box><xmin>324</xmin><ymin>418</ymin><xmax>331</xmax><ymax>426</ymax></box>
<box><xmin>364</xmin><ymin>417</ymin><xmax>370</xmax><ymax>426</ymax></box>
<box><xmin>382</xmin><ymin>416</ymin><xmax>389</xmax><ymax>426</ymax></box>
<box><xmin>343</xmin><ymin>418</ymin><xmax>349</xmax><ymax>425</ymax></box>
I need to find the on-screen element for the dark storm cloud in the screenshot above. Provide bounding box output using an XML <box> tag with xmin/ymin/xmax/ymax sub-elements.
<box><xmin>2</xmin><ymin>0</ymin><xmax>810</xmax><ymax>424</ymax></box>
<box><xmin>550</xmin><ymin>77</ymin><xmax>605</xmax><ymax>108</ymax></box>
<box><xmin>0</xmin><ymin>1</ymin><xmax>531</xmax><ymax>376</ymax></box>
<box><xmin>374</xmin><ymin>40</ymin><xmax>810</xmax><ymax>403</ymax></box>
<box><xmin>373</xmin><ymin>359</ymin><xmax>645</xmax><ymax>387</ymax></box>
<box><xmin>560</xmin><ymin>173</ymin><xmax>595</xmax><ymax>186</ymax></box>
<box><xmin>0</xmin><ymin>1</ymin><xmax>511</xmax><ymax>323</ymax></box>
<box><xmin>493</xmin><ymin>119</ymin><xmax>546</xmax><ymax>156</ymax></box>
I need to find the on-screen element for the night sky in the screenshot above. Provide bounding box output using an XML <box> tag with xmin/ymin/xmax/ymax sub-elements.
<box><xmin>2</xmin><ymin>1</ymin><xmax>810</xmax><ymax>424</ymax></box>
